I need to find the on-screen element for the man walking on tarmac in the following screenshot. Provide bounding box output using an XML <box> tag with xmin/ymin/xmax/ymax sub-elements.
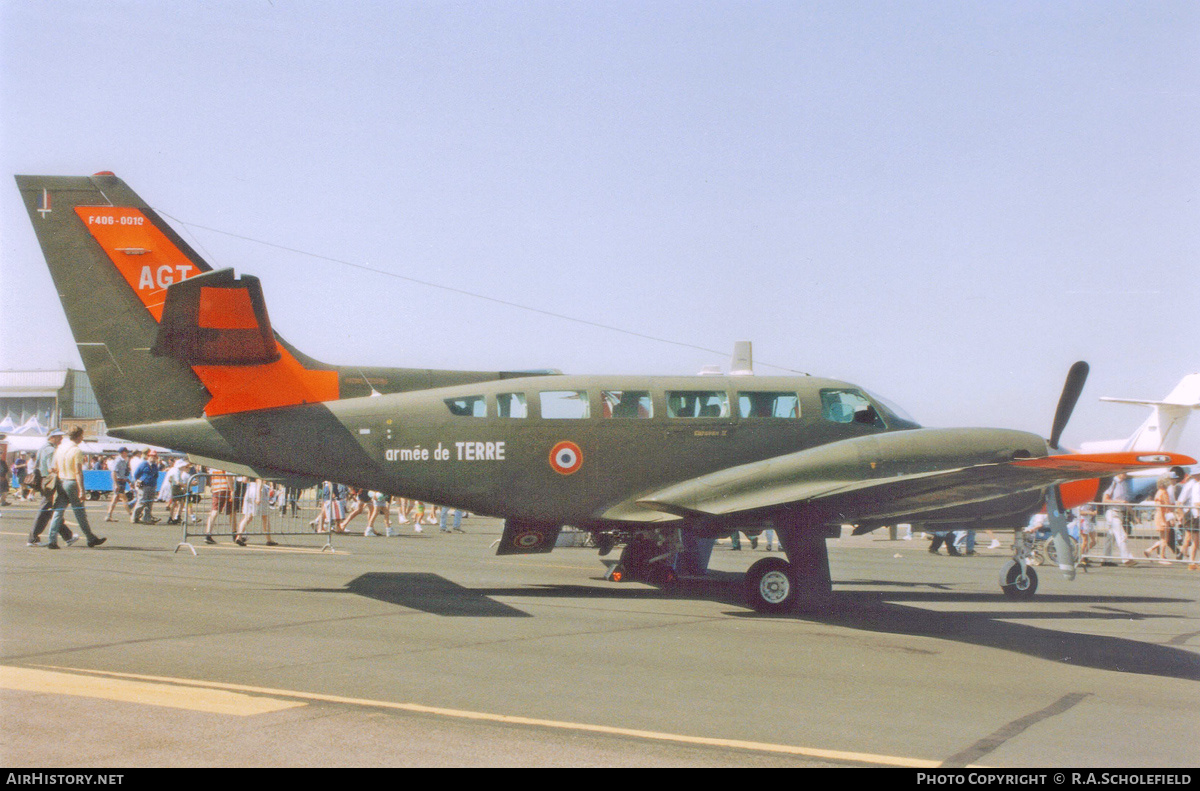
<box><xmin>132</xmin><ymin>450</ymin><xmax>161</xmax><ymax>524</ymax></box>
<box><xmin>45</xmin><ymin>426</ymin><xmax>107</xmax><ymax>549</ymax></box>
<box><xmin>26</xmin><ymin>430</ymin><xmax>74</xmax><ymax>547</ymax></box>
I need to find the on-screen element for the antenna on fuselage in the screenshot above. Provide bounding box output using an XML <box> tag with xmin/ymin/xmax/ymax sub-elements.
<box><xmin>357</xmin><ymin>369</ymin><xmax>382</xmax><ymax>397</ymax></box>
<box><xmin>730</xmin><ymin>341</ymin><xmax>753</xmax><ymax>376</ymax></box>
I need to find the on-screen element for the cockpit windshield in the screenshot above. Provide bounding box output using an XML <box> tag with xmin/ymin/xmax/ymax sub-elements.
<box><xmin>820</xmin><ymin>389</ymin><xmax>885</xmax><ymax>428</ymax></box>
<box><xmin>865</xmin><ymin>390</ymin><xmax>921</xmax><ymax>429</ymax></box>
<box><xmin>819</xmin><ymin>388</ymin><xmax>922</xmax><ymax>430</ymax></box>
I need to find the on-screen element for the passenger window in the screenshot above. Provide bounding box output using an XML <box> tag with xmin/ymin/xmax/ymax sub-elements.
<box><xmin>738</xmin><ymin>392</ymin><xmax>801</xmax><ymax>419</ymax></box>
<box><xmin>497</xmin><ymin>392</ymin><xmax>527</xmax><ymax>418</ymax></box>
<box><xmin>820</xmin><ymin>389</ymin><xmax>885</xmax><ymax>428</ymax></box>
<box><xmin>667</xmin><ymin>391</ymin><xmax>729</xmax><ymax>418</ymax></box>
<box><xmin>602</xmin><ymin>390</ymin><xmax>653</xmax><ymax>418</ymax></box>
<box><xmin>445</xmin><ymin>395</ymin><xmax>487</xmax><ymax>417</ymax></box>
<box><xmin>540</xmin><ymin>390</ymin><xmax>590</xmax><ymax>419</ymax></box>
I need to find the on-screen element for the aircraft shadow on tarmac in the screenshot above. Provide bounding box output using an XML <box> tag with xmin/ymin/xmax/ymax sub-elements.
<box><xmin>294</xmin><ymin>571</ymin><xmax>740</xmax><ymax>617</ymax></box>
<box><xmin>304</xmin><ymin>571</ymin><xmax>1200</xmax><ymax>682</ymax></box>
<box><xmin>804</xmin><ymin>588</ymin><xmax>1200</xmax><ymax>683</ymax></box>
<box><xmin>297</xmin><ymin>572</ymin><xmax>533</xmax><ymax>617</ymax></box>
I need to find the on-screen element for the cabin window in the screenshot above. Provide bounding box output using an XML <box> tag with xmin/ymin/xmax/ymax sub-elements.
<box><xmin>819</xmin><ymin>389</ymin><xmax>885</xmax><ymax>428</ymax></box>
<box><xmin>497</xmin><ymin>392</ymin><xmax>527</xmax><ymax>418</ymax></box>
<box><xmin>444</xmin><ymin>395</ymin><xmax>487</xmax><ymax>417</ymax></box>
<box><xmin>601</xmin><ymin>390</ymin><xmax>653</xmax><ymax>418</ymax></box>
<box><xmin>738</xmin><ymin>392</ymin><xmax>801</xmax><ymax>419</ymax></box>
<box><xmin>540</xmin><ymin>390</ymin><xmax>590</xmax><ymax>419</ymax></box>
<box><xmin>666</xmin><ymin>390</ymin><xmax>729</xmax><ymax>418</ymax></box>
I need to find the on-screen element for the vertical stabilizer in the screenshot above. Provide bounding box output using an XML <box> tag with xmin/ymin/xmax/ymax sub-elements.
<box><xmin>15</xmin><ymin>174</ymin><xmax>213</xmax><ymax>426</ymax></box>
<box><xmin>1080</xmin><ymin>373</ymin><xmax>1200</xmax><ymax>454</ymax></box>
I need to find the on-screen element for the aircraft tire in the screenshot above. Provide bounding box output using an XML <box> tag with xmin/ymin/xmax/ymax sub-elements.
<box><xmin>744</xmin><ymin>557</ymin><xmax>797</xmax><ymax>613</ymax></box>
<box><xmin>1000</xmin><ymin>561</ymin><xmax>1038</xmax><ymax>600</ymax></box>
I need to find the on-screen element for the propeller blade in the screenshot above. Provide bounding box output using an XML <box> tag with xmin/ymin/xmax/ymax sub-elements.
<box><xmin>1049</xmin><ymin>361</ymin><xmax>1089</xmax><ymax>450</ymax></box>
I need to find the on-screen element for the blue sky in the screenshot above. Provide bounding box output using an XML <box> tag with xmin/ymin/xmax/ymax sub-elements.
<box><xmin>1</xmin><ymin>1</ymin><xmax>1197</xmax><ymax>450</ymax></box>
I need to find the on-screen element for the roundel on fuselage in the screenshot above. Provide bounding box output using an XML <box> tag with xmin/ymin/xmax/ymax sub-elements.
<box><xmin>549</xmin><ymin>441</ymin><xmax>583</xmax><ymax>475</ymax></box>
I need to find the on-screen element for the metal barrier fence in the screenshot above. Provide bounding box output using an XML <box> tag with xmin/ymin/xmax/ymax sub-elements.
<box><xmin>1075</xmin><ymin>501</ymin><xmax>1199</xmax><ymax>567</ymax></box>
<box><xmin>175</xmin><ymin>474</ymin><xmax>448</xmax><ymax>555</ymax></box>
<box><xmin>169</xmin><ymin>480</ymin><xmax>1198</xmax><ymax>566</ymax></box>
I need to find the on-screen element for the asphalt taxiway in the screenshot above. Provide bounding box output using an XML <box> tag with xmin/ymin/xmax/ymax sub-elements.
<box><xmin>1</xmin><ymin>500</ymin><xmax>1197</xmax><ymax>767</ymax></box>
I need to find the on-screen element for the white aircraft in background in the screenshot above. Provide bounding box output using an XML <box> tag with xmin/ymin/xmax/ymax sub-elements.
<box><xmin>1082</xmin><ymin>374</ymin><xmax>1200</xmax><ymax>454</ymax></box>
<box><xmin>1080</xmin><ymin>373</ymin><xmax>1200</xmax><ymax>499</ymax></box>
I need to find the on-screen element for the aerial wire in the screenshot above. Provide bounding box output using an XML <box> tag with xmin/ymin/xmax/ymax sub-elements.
<box><xmin>154</xmin><ymin>209</ymin><xmax>810</xmax><ymax>375</ymax></box>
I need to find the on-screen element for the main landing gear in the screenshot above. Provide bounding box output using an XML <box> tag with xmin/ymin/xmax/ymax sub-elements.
<box><xmin>743</xmin><ymin>557</ymin><xmax>797</xmax><ymax>613</ymax></box>
<box><xmin>742</xmin><ymin>528</ymin><xmax>834</xmax><ymax>613</ymax></box>
<box><xmin>604</xmin><ymin>527</ymin><xmax>835</xmax><ymax>614</ymax></box>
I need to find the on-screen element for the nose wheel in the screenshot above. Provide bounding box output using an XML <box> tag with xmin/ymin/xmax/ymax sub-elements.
<box><xmin>1000</xmin><ymin>560</ymin><xmax>1038</xmax><ymax>599</ymax></box>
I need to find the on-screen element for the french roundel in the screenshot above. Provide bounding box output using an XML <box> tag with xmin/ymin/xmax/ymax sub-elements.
<box><xmin>549</xmin><ymin>441</ymin><xmax>583</xmax><ymax>475</ymax></box>
<box><xmin>515</xmin><ymin>531</ymin><xmax>544</xmax><ymax>548</ymax></box>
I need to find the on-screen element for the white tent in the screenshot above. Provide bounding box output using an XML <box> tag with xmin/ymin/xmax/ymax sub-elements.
<box><xmin>13</xmin><ymin>416</ymin><xmax>44</xmax><ymax>435</ymax></box>
<box><xmin>0</xmin><ymin>435</ymin><xmax>49</xmax><ymax>454</ymax></box>
<box><xmin>1</xmin><ymin>433</ymin><xmax>172</xmax><ymax>457</ymax></box>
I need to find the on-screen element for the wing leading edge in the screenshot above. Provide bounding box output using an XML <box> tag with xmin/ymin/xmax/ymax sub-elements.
<box><xmin>602</xmin><ymin>427</ymin><xmax>1194</xmax><ymax>526</ymax></box>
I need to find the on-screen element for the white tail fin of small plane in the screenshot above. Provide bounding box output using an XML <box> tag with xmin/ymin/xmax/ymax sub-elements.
<box><xmin>1079</xmin><ymin>373</ymin><xmax>1200</xmax><ymax>454</ymax></box>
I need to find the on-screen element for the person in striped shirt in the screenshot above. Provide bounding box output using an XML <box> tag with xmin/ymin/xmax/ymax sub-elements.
<box><xmin>204</xmin><ymin>469</ymin><xmax>233</xmax><ymax>545</ymax></box>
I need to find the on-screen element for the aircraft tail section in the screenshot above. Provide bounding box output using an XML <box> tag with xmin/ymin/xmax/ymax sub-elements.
<box><xmin>1080</xmin><ymin>374</ymin><xmax>1200</xmax><ymax>454</ymax></box>
<box><xmin>17</xmin><ymin>172</ymin><xmax>555</xmax><ymax>430</ymax></box>
<box><xmin>16</xmin><ymin>173</ymin><xmax>342</xmax><ymax>426</ymax></box>
<box><xmin>15</xmin><ymin>174</ymin><xmax>217</xmax><ymax>427</ymax></box>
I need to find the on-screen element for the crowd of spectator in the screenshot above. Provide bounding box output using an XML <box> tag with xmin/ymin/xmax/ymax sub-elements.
<box><xmin>5</xmin><ymin>438</ymin><xmax>1196</xmax><ymax>560</ymax></box>
<box><xmin>6</xmin><ymin>436</ymin><xmax>474</xmax><ymax>549</ymax></box>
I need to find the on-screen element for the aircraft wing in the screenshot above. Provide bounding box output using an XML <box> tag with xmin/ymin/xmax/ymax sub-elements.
<box><xmin>603</xmin><ymin>429</ymin><xmax>1194</xmax><ymax>526</ymax></box>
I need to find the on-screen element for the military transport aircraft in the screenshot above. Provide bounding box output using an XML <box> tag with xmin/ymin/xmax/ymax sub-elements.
<box><xmin>16</xmin><ymin>173</ymin><xmax>1194</xmax><ymax>613</ymax></box>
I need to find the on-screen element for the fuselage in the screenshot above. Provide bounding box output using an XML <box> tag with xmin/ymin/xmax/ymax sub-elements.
<box><xmin>110</xmin><ymin>372</ymin><xmax>1052</xmax><ymax>530</ymax></box>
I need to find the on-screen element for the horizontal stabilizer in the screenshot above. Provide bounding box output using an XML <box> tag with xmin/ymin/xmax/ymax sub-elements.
<box><xmin>1100</xmin><ymin>398</ymin><xmax>1200</xmax><ymax>408</ymax></box>
<box><xmin>1100</xmin><ymin>373</ymin><xmax>1200</xmax><ymax>408</ymax></box>
<box><xmin>152</xmin><ymin>269</ymin><xmax>281</xmax><ymax>366</ymax></box>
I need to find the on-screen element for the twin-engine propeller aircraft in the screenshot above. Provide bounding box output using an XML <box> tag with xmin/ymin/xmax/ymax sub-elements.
<box><xmin>17</xmin><ymin>173</ymin><xmax>1194</xmax><ymax>612</ymax></box>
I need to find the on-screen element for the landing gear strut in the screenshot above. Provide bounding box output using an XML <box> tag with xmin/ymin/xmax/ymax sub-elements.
<box><xmin>1000</xmin><ymin>528</ymin><xmax>1040</xmax><ymax>599</ymax></box>
<box><xmin>743</xmin><ymin>527</ymin><xmax>833</xmax><ymax>614</ymax></box>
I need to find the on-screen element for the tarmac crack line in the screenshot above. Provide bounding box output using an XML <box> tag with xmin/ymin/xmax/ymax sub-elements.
<box><xmin>940</xmin><ymin>692</ymin><xmax>1092</xmax><ymax>768</ymax></box>
<box><xmin>1166</xmin><ymin>629</ymin><xmax>1200</xmax><ymax>647</ymax></box>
